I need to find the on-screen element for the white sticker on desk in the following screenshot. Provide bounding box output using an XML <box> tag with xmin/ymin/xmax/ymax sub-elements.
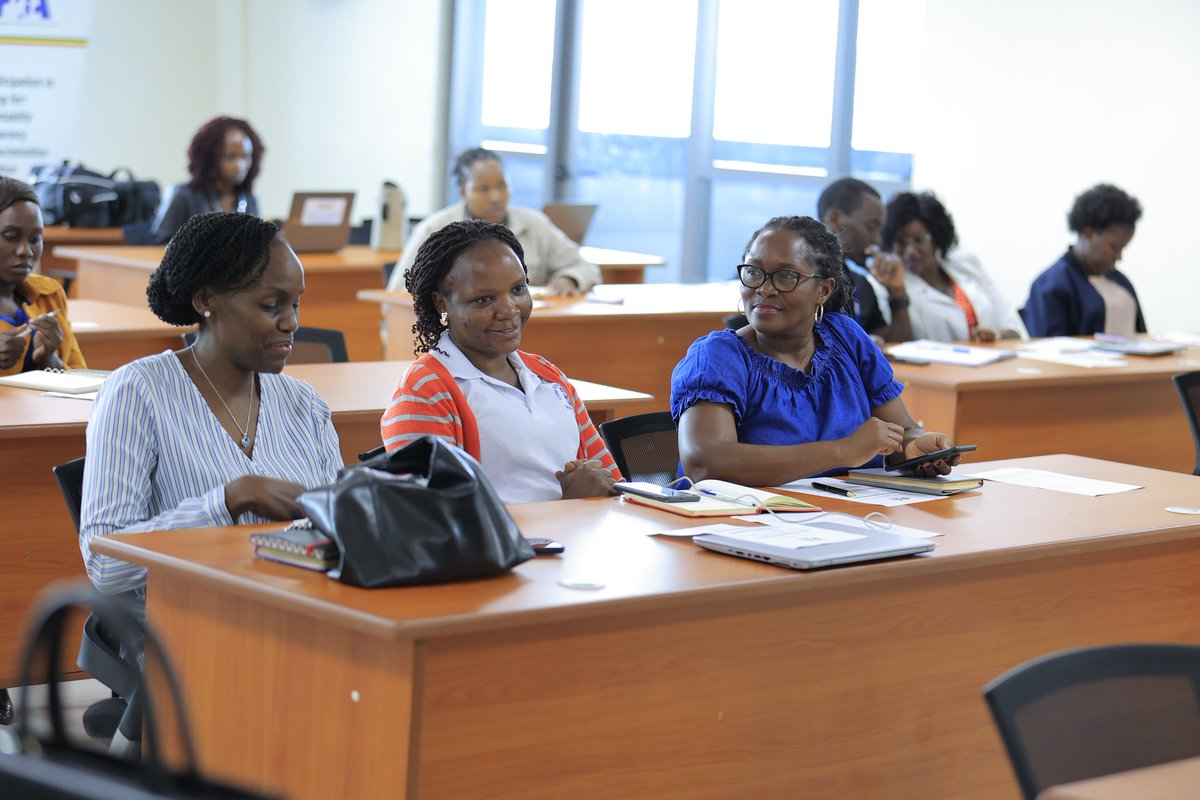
<box><xmin>710</xmin><ymin>526</ymin><xmax>865</xmax><ymax>549</ymax></box>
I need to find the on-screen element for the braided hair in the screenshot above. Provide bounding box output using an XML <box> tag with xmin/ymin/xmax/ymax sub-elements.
<box><xmin>881</xmin><ymin>192</ymin><xmax>957</xmax><ymax>258</ymax></box>
<box><xmin>147</xmin><ymin>211</ymin><xmax>281</xmax><ymax>326</ymax></box>
<box><xmin>187</xmin><ymin>116</ymin><xmax>265</xmax><ymax>194</ymax></box>
<box><xmin>405</xmin><ymin>219</ymin><xmax>526</xmax><ymax>355</ymax></box>
<box><xmin>742</xmin><ymin>216</ymin><xmax>853</xmax><ymax>315</ymax></box>
<box><xmin>0</xmin><ymin>175</ymin><xmax>38</xmax><ymax>214</ymax></box>
<box><xmin>451</xmin><ymin>147</ymin><xmax>502</xmax><ymax>189</ymax></box>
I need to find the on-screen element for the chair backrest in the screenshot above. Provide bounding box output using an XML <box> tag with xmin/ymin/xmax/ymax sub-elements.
<box><xmin>983</xmin><ymin>643</ymin><xmax>1200</xmax><ymax>799</ymax></box>
<box><xmin>52</xmin><ymin>456</ymin><xmax>86</xmax><ymax>533</ymax></box>
<box><xmin>598</xmin><ymin>411</ymin><xmax>679</xmax><ymax>486</ymax></box>
<box><xmin>182</xmin><ymin>326</ymin><xmax>350</xmax><ymax>364</ymax></box>
<box><xmin>1173</xmin><ymin>371</ymin><xmax>1200</xmax><ymax>476</ymax></box>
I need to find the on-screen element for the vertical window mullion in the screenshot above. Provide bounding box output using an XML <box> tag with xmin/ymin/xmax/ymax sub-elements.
<box><xmin>829</xmin><ymin>0</ymin><xmax>860</xmax><ymax>177</ymax></box>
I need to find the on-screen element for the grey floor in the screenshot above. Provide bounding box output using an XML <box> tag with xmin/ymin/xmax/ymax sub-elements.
<box><xmin>7</xmin><ymin>678</ymin><xmax>114</xmax><ymax>750</ymax></box>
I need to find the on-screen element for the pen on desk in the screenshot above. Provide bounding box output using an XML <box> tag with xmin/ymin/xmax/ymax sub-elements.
<box><xmin>811</xmin><ymin>481</ymin><xmax>856</xmax><ymax>498</ymax></box>
<box><xmin>695</xmin><ymin>487</ymin><xmax>756</xmax><ymax>506</ymax></box>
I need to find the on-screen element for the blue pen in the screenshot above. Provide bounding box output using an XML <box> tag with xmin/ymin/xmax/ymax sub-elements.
<box><xmin>696</xmin><ymin>487</ymin><xmax>756</xmax><ymax>506</ymax></box>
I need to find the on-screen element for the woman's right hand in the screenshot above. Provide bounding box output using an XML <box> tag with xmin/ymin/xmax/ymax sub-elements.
<box><xmin>225</xmin><ymin>475</ymin><xmax>308</xmax><ymax>520</ymax></box>
<box><xmin>556</xmin><ymin>459</ymin><xmax>616</xmax><ymax>499</ymax></box>
<box><xmin>842</xmin><ymin>417</ymin><xmax>905</xmax><ymax>465</ymax></box>
<box><xmin>0</xmin><ymin>327</ymin><xmax>28</xmax><ymax>369</ymax></box>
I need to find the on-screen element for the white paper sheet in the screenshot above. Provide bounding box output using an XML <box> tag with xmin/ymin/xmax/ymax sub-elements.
<box><xmin>963</xmin><ymin>468</ymin><xmax>1140</xmax><ymax>496</ymax></box>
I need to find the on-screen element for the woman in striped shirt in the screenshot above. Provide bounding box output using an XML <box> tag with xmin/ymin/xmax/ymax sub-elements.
<box><xmin>380</xmin><ymin>219</ymin><xmax>619</xmax><ymax>503</ymax></box>
<box><xmin>81</xmin><ymin>212</ymin><xmax>342</xmax><ymax>595</ymax></box>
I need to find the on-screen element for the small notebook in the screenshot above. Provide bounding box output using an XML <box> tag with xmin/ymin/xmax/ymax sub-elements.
<box><xmin>621</xmin><ymin>479</ymin><xmax>821</xmax><ymax>518</ymax></box>
<box><xmin>845</xmin><ymin>469</ymin><xmax>982</xmax><ymax>496</ymax></box>
<box><xmin>0</xmin><ymin>368</ymin><xmax>109</xmax><ymax>394</ymax></box>
<box><xmin>887</xmin><ymin>340</ymin><xmax>1016</xmax><ymax>367</ymax></box>
<box><xmin>250</xmin><ymin>525</ymin><xmax>338</xmax><ymax>571</ymax></box>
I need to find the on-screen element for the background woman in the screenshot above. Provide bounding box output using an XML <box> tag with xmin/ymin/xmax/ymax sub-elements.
<box><xmin>388</xmin><ymin>148</ymin><xmax>601</xmax><ymax>296</ymax></box>
<box><xmin>672</xmin><ymin>216</ymin><xmax>957</xmax><ymax>486</ymax></box>
<box><xmin>882</xmin><ymin>192</ymin><xmax>1024</xmax><ymax>342</ymax></box>
<box><xmin>81</xmin><ymin>212</ymin><xmax>341</xmax><ymax>596</ymax></box>
<box><xmin>381</xmin><ymin>219</ymin><xmax>618</xmax><ymax>503</ymax></box>
<box><xmin>1024</xmin><ymin>184</ymin><xmax>1144</xmax><ymax>336</ymax></box>
<box><xmin>150</xmin><ymin>116</ymin><xmax>265</xmax><ymax>244</ymax></box>
<box><xmin>0</xmin><ymin>175</ymin><xmax>85</xmax><ymax>376</ymax></box>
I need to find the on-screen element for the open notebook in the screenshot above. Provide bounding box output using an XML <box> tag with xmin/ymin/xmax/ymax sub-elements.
<box><xmin>619</xmin><ymin>479</ymin><xmax>820</xmax><ymax>518</ymax></box>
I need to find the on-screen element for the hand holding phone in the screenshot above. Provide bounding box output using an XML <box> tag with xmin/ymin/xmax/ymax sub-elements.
<box><xmin>614</xmin><ymin>481</ymin><xmax>700</xmax><ymax>503</ymax></box>
<box><xmin>885</xmin><ymin>444</ymin><xmax>977</xmax><ymax>473</ymax></box>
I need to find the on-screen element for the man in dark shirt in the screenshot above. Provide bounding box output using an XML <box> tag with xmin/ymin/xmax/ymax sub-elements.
<box><xmin>817</xmin><ymin>178</ymin><xmax>913</xmax><ymax>343</ymax></box>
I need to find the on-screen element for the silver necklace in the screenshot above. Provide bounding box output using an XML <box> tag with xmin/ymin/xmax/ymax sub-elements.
<box><xmin>192</xmin><ymin>349</ymin><xmax>255</xmax><ymax>448</ymax></box>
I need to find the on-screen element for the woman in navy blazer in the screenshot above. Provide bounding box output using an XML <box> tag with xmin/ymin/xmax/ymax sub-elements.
<box><xmin>1024</xmin><ymin>184</ymin><xmax>1144</xmax><ymax>337</ymax></box>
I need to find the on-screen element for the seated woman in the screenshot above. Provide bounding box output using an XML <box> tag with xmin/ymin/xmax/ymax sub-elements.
<box><xmin>0</xmin><ymin>176</ymin><xmax>86</xmax><ymax>376</ymax></box>
<box><xmin>150</xmin><ymin>116</ymin><xmax>265</xmax><ymax>244</ymax></box>
<box><xmin>81</xmin><ymin>212</ymin><xmax>342</xmax><ymax>596</ymax></box>
<box><xmin>1024</xmin><ymin>184</ymin><xmax>1144</xmax><ymax>337</ymax></box>
<box><xmin>882</xmin><ymin>192</ymin><xmax>1024</xmax><ymax>342</ymax></box>
<box><xmin>672</xmin><ymin>216</ymin><xmax>958</xmax><ymax>486</ymax></box>
<box><xmin>381</xmin><ymin>219</ymin><xmax>619</xmax><ymax>503</ymax></box>
<box><xmin>387</xmin><ymin>148</ymin><xmax>601</xmax><ymax>296</ymax></box>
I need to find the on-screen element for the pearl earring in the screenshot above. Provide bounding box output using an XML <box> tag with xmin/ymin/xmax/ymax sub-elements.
<box><xmin>204</xmin><ymin>310</ymin><xmax>212</xmax><ymax>319</ymax></box>
<box><xmin>439</xmin><ymin>311</ymin><xmax>448</xmax><ymax>326</ymax></box>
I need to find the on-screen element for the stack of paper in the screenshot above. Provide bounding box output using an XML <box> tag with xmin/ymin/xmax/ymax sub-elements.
<box><xmin>887</xmin><ymin>340</ymin><xmax>1016</xmax><ymax>367</ymax></box>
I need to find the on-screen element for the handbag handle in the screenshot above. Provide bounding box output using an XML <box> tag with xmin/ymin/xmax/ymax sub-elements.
<box><xmin>12</xmin><ymin>584</ymin><xmax>203</xmax><ymax>779</ymax></box>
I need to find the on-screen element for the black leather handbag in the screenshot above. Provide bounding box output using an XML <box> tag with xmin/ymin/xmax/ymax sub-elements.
<box><xmin>0</xmin><ymin>585</ymin><xmax>274</xmax><ymax>799</ymax></box>
<box><xmin>298</xmin><ymin>436</ymin><xmax>535</xmax><ymax>588</ymax></box>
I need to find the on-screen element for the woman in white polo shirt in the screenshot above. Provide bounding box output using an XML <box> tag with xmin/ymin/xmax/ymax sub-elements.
<box><xmin>380</xmin><ymin>219</ymin><xmax>619</xmax><ymax>503</ymax></box>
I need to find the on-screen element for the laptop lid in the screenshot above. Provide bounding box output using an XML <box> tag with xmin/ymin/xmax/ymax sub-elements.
<box><xmin>693</xmin><ymin>522</ymin><xmax>934</xmax><ymax>570</ymax></box>
<box><xmin>542</xmin><ymin>202</ymin><xmax>597</xmax><ymax>244</ymax></box>
<box><xmin>284</xmin><ymin>191</ymin><xmax>355</xmax><ymax>252</ymax></box>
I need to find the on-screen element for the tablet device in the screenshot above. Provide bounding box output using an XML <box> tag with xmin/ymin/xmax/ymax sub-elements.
<box><xmin>885</xmin><ymin>444</ymin><xmax>977</xmax><ymax>473</ymax></box>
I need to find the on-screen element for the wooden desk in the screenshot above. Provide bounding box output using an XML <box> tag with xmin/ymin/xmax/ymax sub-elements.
<box><xmin>68</xmin><ymin>298</ymin><xmax>191</xmax><ymax>369</ymax></box>
<box><xmin>361</xmin><ymin>281</ymin><xmax>735</xmax><ymax>410</ymax></box>
<box><xmin>580</xmin><ymin>245</ymin><xmax>665</xmax><ymax>284</ymax></box>
<box><xmin>39</xmin><ymin>226</ymin><xmax>126</xmax><ymax>286</ymax></box>
<box><xmin>91</xmin><ymin>455</ymin><xmax>1200</xmax><ymax>799</ymax></box>
<box><xmin>0</xmin><ymin>365</ymin><xmax>650</xmax><ymax>684</ymax></box>
<box><xmin>1039</xmin><ymin>755</ymin><xmax>1200</xmax><ymax>799</ymax></box>
<box><xmin>890</xmin><ymin>342</ymin><xmax>1200</xmax><ymax>473</ymax></box>
<box><xmin>54</xmin><ymin>245</ymin><xmax>401</xmax><ymax>362</ymax></box>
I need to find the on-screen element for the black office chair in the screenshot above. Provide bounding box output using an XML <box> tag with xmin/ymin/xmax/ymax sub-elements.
<box><xmin>382</xmin><ymin>260</ymin><xmax>398</xmax><ymax>288</ymax></box>
<box><xmin>598</xmin><ymin>411</ymin><xmax>680</xmax><ymax>486</ymax></box>
<box><xmin>183</xmin><ymin>325</ymin><xmax>350</xmax><ymax>364</ymax></box>
<box><xmin>983</xmin><ymin>643</ymin><xmax>1200</xmax><ymax>799</ymax></box>
<box><xmin>348</xmin><ymin>219</ymin><xmax>373</xmax><ymax>245</ymax></box>
<box><xmin>51</xmin><ymin>456</ymin><xmax>144</xmax><ymax>759</ymax></box>
<box><xmin>1173</xmin><ymin>371</ymin><xmax>1200</xmax><ymax>476</ymax></box>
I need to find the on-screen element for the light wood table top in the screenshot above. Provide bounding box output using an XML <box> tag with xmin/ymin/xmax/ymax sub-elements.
<box><xmin>90</xmin><ymin>455</ymin><xmax>1200</xmax><ymax>799</ymax></box>
<box><xmin>580</xmin><ymin>245</ymin><xmax>665</xmax><ymax>283</ymax></box>
<box><xmin>1039</xmin><ymin>755</ymin><xmax>1200</xmax><ymax>799</ymax></box>
<box><xmin>67</xmin><ymin>298</ymin><xmax>190</xmax><ymax>369</ymax></box>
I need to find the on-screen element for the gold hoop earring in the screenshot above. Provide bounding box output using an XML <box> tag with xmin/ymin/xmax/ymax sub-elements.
<box><xmin>814</xmin><ymin>303</ymin><xmax>825</xmax><ymax>325</ymax></box>
<box><xmin>439</xmin><ymin>311</ymin><xmax>448</xmax><ymax>326</ymax></box>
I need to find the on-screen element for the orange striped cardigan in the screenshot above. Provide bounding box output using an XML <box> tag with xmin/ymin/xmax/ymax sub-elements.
<box><xmin>380</xmin><ymin>350</ymin><xmax>622</xmax><ymax>479</ymax></box>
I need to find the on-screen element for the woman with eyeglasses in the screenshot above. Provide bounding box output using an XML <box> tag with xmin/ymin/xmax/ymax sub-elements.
<box><xmin>881</xmin><ymin>191</ymin><xmax>1024</xmax><ymax>342</ymax></box>
<box><xmin>671</xmin><ymin>216</ymin><xmax>958</xmax><ymax>485</ymax></box>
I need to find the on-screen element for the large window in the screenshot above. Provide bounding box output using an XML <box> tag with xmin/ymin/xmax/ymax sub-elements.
<box><xmin>449</xmin><ymin>0</ymin><xmax>921</xmax><ymax>282</ymax></box>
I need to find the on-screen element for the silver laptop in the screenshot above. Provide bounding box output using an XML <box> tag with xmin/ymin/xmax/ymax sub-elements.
<box><xmin>542</xmin><ymin>202</ymin><xmax>597</xmax><ymax>244</ymax></box>
<box><xmin>694</xmin><ymin>521</ymin><xmax>934</xmax><ymax>570</ymax></box>
<box><xmin>284</xmin><ymin>191</ymin><xmax>355</xmax><ymax>252</ymax></box>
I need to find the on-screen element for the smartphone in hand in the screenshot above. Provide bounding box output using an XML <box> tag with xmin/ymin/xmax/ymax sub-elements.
<box><xmin>886</xmin><ymin>444</ymin><xmax>977</xmax><ymax>473</ymax></box>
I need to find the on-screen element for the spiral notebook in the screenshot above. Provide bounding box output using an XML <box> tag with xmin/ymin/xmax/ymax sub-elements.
<box><xmin>0</xmin><ymin>368</ymin><xmax>109</xmax><ymax>394</ymax></box>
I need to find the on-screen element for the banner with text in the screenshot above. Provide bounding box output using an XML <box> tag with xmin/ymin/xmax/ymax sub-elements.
<box><xmin>0</xmin><ymin>0</ymin><xmax>93</xmax><ymax>179</ymax></box>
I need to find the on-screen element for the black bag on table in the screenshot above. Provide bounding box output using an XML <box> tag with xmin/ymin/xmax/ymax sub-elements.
<box><xmin>0</xmin><ymin>585</ymin><xmax>275</xmax><ymax>799</ymax></box>
<box><xmin>298</xmin><ymin>436</ymin><xmax>535</xmax><ymax>588</ymax></box>
<box><xmin>109</xmin><ymin>167</ymin><xmax>161</xmax><ymax>228</ymax></box>
<box><xmin>30</xmin><ymin>161</ymin><xmax>119</xmax><ymax>227</ymax></box>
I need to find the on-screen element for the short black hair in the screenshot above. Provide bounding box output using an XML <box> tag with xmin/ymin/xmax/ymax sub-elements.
<box><xmin>1068</xmin><ymin>184</ymin><xmax>1142</xmax><ymax>234</ymax></box>
<box><xmin>146</xmin><ymin>211</ymin><xmax>281</xmax><ymax>326</ymax></box>
<box><xmin>451</xmin><ymin>147</ymin><xmax>503</xmax><ymax>190</ymax></box>
<box><xmin>881</xmin><ymin>191</ymin><xmax>957</xmax><ymax>257</ymax></box>
<box><xmin>742</xmin><ymin>216</ymin><xmax>853</xmax><ymax>315</ymax></box>
<box><xmin>0</xmin><ymin>175</ymin><xmax>39</xmax><ymax>214</ymax></box>
<box><xmin>816</xmin><ymin>177</ymin><xmax>880</xmax><ymax>220</ymax></box>
<box><xmin>405</xmin><ymin>219</ymin><xmax>526</xmax><ymax>355</ymax></box>
<box><xmin>187</xmin><ymin>116</ymin><xmax>265</xmax><ymax>195</ymax></box>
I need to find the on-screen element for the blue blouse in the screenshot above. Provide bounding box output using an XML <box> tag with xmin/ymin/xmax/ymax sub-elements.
<box><xmin>670</xmin><ymin>312</ymin><xmax>904</xmax><ymax>474</ymax></box>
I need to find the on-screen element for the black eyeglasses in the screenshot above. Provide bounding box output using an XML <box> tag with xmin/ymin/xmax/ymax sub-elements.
<box><xmin>737</xmin><ymin>264</ymin><xmax>819</xmax><ymax>293</ymax></box>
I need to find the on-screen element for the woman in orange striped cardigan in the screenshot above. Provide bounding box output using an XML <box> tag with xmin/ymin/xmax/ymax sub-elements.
<box><xmin>380</xmin><ymin>219</ymin><xmax>620</xmax><ymax>503</ymax></box>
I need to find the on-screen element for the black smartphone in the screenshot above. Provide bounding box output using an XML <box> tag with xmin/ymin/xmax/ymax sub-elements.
<box><xmin>886</xmin><ymin>444</ymin><xmax>977</xmax><ymax>473</ymax></box>
<box><xmin>614</xmin><ymin>481</ymin><xmax>701</xmax><ymax>503</ymax></box>
<box><xmin>526</xmin><ymin>537</ymin><xmax>565</xmax><ymax>555</ymax></box>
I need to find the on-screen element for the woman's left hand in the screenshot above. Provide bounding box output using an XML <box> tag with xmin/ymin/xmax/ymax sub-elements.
<box><xmin>28</xmin><ymin>312</ymin><xmax>64</xmax><ymax>366</ymax></box>
<box><xmin>556</xmin><ymin>458</ymin><xmax>616</xmax><ymax>499</ymax></box>
<box><xmin>900</xmin><ymin>432</ymin><xmax>958</xmax><ymax>476</ymax></box>
<box><xmin>548</xmin><ymin>276</ymin><xmax>581</xmax><ymax>296</ymax></box>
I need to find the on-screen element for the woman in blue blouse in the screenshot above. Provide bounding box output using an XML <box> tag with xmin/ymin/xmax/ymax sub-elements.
<box><xmin>671</xmin><ymin>216</ymin><xmax>958</xmax><ymax>485</ymax></box>
<box><xmin>81</xmin><ymin>212</ymin><xmax>342</xmax><ymax>596</ymax></box>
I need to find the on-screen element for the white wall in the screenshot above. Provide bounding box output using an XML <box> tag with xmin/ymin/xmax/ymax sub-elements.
<box><xmin>76</xmin><ymin>0</ymin><xmax>447</xmax><ymax>222</ymax></box>
<box><xmin>914</xmin><ymin>0</ymin><xmax>1200</xmax><ymax>332</ymax></box>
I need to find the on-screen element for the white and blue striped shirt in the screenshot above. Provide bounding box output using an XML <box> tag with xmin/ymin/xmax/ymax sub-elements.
<box><xmin>80</xmin><ymin>351</ymin><xmax>343</xmax><ymax>594</ymax></box>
